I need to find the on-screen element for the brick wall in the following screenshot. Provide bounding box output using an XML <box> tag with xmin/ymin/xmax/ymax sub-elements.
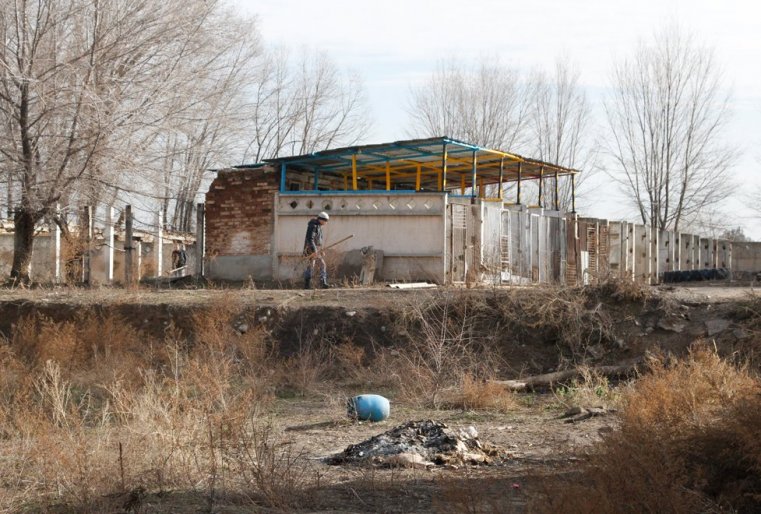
<box><xmin>205</xmin><ymin>166</ymin><xmax>279</xmax><ymax>257</ymax></box>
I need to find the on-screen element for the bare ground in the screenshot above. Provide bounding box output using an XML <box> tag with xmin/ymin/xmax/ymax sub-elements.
<box><xmin>0</xmin><ymin>283</ymin><xmax>758</xmax><ymax>513</ymax></box>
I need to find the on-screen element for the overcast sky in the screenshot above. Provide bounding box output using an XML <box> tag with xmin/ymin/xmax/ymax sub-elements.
<box><xmin>230</xmin><ymin>0</ymin><xmax>761</xmax><ymax>238</ymax></box>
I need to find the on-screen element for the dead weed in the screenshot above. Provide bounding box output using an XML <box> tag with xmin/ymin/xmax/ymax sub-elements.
<box><xmin>533</xmin><ymin>344</ymin><xmax>761</xmax><ymax>513</ymax></box>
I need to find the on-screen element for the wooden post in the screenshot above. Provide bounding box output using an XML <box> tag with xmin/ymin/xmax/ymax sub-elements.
<box><xmin>538</xmin><ymin>166</ymin><xmax>544</xmax><ymax>208</ymax></box>
<box><xmin>54</xmin><ymin>203</ymin><xmax>61</xmax><ymax>283</ymax></box>
<box><xmin>196</xmin><ymin>203</ymin><xmax>205</xmax><ymax>277</ymax></box>
<box><xmin>442</xmin><ymin>142</ymin><xmax>448</xmax><ymax>191</ymax></box>
<box><xmin>471</xmin><ymin>151</ymin><xmax>477</xmax><ymax>199</ymax></box>
<box><xmin>82</xmin><ymin>205</ymin><xmax>92</xmax><ymax>285</ymax></box>
<box><xmin>107</xmin><ymin>206</ymin><xmax>115</xmax><ymax>283</ymax></box>
<box><xmin>498</xmin><ymin>157</ymin><xmax>504</xmax><ymax>201</ymax></box>
<box><xmin>351</xmin><ymin>154</ymin><xmax>358</xmax><ymax>190</ymax></box>
<box><xmin>124</xmin><ymin>205</ymin><xmax>133</xmax><ymax>286</ymax></box>
<box><xmin>517</xmin><ymin>162</ymin><xmax>522</xmax><ymax>205</ymax></box>
<box><xmin>571</xmin><ymin>174</ymin><xmax>576</xmax><ymax>213</ymax></box>
<box><xmin>156</xmin><ymin>210</ymin><xmax>163</xmax><ymax>277</ymax></box>
<box><xmin>137</xmin><ymin>240</ymin><xmax>143</xmax><ymax>279</ymax></box>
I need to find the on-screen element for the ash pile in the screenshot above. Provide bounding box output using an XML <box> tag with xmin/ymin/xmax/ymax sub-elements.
<box><xmin>327</xmin><ymin>420</ymin><xmax>504</xmax><ymax>468</ymax></box>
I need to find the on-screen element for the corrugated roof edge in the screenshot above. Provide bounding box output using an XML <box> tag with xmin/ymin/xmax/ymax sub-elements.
<box><xmin>222</xmin><ymin>136</ymin><xmax>579</xmax><ymax>174</ymax></box>
<box><xmin>208</xmin><ymin>163</ymin><xmax>271</xmax><ymax>173</ymax></box>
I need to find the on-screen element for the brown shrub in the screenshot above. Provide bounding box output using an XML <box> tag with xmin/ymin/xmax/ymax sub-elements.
<box><xmin>0</xmin><ymin>299</ymin><xmax>296</xmax><ymax>513</ymax></box>
<box><xmin>532</xmin><ymin>345</ymin><xmax>761</xmax><ymax>513</ymax></box>
<box><xmin>11</xmin><ymin>315</ymin><xmax>80</xmax><ymax>368</ymax></box>
<box><xmin>729</xmin><ymin>292</ymin><xmax>761</xmax><ymax>369</ymax></box>
<box><xmin>552</xmin><ymin>366</ymin><xmax>621</xmax><ymax>410</ymax></box>
<box><xmin>586</xmin><ymin>276</ymin><xmax>652</xmax><ymax>304</ymax></box>
<box><xmin>443</xmin><ymin>374</ymin><xmax>518</xmax><ymax>412</ymax></box>
<box><xmin>190</xmin><ymin>297</ymin><xmax>270</xmax><ymax>374</ymax></box>
<box><xmin>481</xmin><ymin>286</ymin><xmax>616</xmax><ymax>360</ymax></box>
<box><xmin>378</xmin><ymin>291</ymin><xmax>504</xmax><ymax>408</ymax></box>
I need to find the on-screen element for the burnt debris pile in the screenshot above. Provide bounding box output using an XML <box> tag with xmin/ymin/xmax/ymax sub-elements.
<box><xmin>327</xmin><ymin>419</ymin><xmax>504</xmax><ymax>468</ymax></box>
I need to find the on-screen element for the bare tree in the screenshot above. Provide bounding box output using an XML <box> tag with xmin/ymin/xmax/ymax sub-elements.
<box><xmin>526</xmin><ymin>60</ymin><xmax>596</xmax><ymax>211</ymax></box>
<box><xmin>604</xmin><ymin>26</ymin><xmax>736</xmax><ymax>232</ymax></box>
<box><xmin>148</xmin><ymin>11</ymin><xmax>263</xmax><ymax>232</ymax></box>
<box><xmin>242</xmin><ymin>48</ymin><xmax>370</xmax><ymax>163</ymax></box>
<box><xmin>407</xmin><ymin>59</ymin><xmax>530</xmax><ymax>150</ymax></box>
<box><xmin>0</xmin><ymin>0</ymin><xmax>261</xmax><ymax>280</ymax></box>
<box><xmin>720</xmin><ymin>226</ymin><xmax>750</xmax><ymax>242</ymax></box>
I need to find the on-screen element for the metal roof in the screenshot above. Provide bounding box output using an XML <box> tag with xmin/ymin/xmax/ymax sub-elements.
<box><xmin>259</xmin><ymin>136</ymin><xmax>577</xmax><ymax>191</ymax></box>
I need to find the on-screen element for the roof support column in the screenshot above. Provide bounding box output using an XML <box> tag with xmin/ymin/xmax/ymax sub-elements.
<box><xmin>471</xmin><ymin>150</ymin><xmax>477</xmax><ymax>199</ymax></box>
<box><xmin>442</xmin><ymin>142</ymin><xmax>448</xmax><ymax>192</ymax></box>
<box><xmin>571</xmin><ymin>173</ymin><xmax>576</xmax><ymax>213</ymax></box>
<box><xmin>279</xmin><ymin>162</ymin><xmax>286</xmax><ymax>192</ymax></box>
<box><xmin>460</xmin><ymin>175</ymin><xmax>466</xmax><ymax>195</ymax></box>
<box><xmin>416</xmin><ymin>164</ymin><xmax>421</xmax><ymax>191</ymax></box>
<box><xmin>517</xmin><ymin>162</ymin><xmax>522</xmax><ymax>205</ymax></box>
<box><xmin>554</xmin><ymin>170</ymin><xmax>559</xmax><ymax>211</ymax></box>
<box><xmin>498</xmin><ymin>157</ymin><xmax>504</xmax><ymax>201</ymax></box>
<box><xmin>538</xmin><ymin>165</ymin><xmax>544</xmax><ymax>208</ymax></box>
<box><xmin>351</xmin><ymin>154</ymin><xmax>358</xmax><ymax>190</ymax></box>
<box><xmin>313</xmin><ymin>167</ymin><xmax>320</xmax><ymax>191</ymax></box>
<box><xmin>385</xmin><ymin>161</ymin><xmax>391</xmax><ymax>191</ymax></box>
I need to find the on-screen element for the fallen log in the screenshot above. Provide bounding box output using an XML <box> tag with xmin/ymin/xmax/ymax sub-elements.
<box><xmin>491</xmin><ymin>362</ymin><xmax>641</xmax><ymax>392</ymax></box>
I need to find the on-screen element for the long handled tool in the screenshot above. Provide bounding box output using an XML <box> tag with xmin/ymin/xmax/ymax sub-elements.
<box><xmin>303</xmin><ymin>233</ymin><xmax>355</xmax><ymax>260</ymax></box>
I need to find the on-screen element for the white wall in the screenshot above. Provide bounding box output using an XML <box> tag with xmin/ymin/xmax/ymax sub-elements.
<box><xmin>274</xmin><ymin>193</ymin><xmax>447</xmax><ymax>283</ymax></box>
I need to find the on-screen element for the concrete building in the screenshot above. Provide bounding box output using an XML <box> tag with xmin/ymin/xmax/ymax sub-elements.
<box><xmin>204</xmin><ymin>136</ymin><xmax>754</xmax><ymax>286</ymax></box>
<box><xmin>204</xmin><ymin>137</ymin><xmax>579</xmax><ymax>284</ymax></box>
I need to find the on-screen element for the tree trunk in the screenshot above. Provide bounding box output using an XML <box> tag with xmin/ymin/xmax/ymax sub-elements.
<box><xmin>10</xmin><ymin>207</ymin><xmax>37</xmax><ymax>283</ymax></box>
<box><xmin>490</xmin><ymin>362</ymin><xmax>641</xmax><ymax>392</ymax></box>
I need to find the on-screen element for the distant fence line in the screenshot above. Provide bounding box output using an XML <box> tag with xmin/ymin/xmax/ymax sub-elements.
<box><xmin>0</xmin><ymin>204</ymin><xmax>204</xmax><ymax>285</ymax></box>
<box><xmin>1</xmin><ymin>200</ymin><xmax>759</xmax><ymax>286</ymax></box>
<box><xmin>455</xmin><ymin>202</ymin><xmax>760</xmax><ymax>286</ymax></box>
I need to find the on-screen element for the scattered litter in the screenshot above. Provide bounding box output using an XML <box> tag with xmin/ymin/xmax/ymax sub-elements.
<box><xmin>345</xmin><ymin>310</ymin><xmax>356</xmax><ymax>317</ymax></box>
<box><xmin>387</xmin><ymin>282</ymin><xmax>437</xmax><ymax>289</ymax></box>
<box><xmin>327</xmin><ymin>419</ymin><xmax>504</xmax><ymax>467</ymax></box>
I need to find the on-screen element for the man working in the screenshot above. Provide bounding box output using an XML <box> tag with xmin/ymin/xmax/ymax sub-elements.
<box><xmin>303</xmin><ymin>211</ymin><xmax>330</xmax><ymax>289</ymax></box>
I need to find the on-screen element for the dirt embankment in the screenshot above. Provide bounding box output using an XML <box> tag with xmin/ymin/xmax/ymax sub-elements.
<box><xmin>1</xmin><ymin>284</ymin><xmax>758</xmax><ymax>376</ymax></box>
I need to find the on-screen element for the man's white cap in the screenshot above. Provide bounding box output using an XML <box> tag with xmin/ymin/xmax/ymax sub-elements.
<box><xmin>318</xmin><ymin>211</ymin><xmax>330</xmax><ymax>221</ymax></box>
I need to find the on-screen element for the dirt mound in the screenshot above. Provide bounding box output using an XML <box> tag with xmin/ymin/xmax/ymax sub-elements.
<box><xmin>327</xmin><ymin>420</ymin><xmax>504</xmax><ymax>468</ymax></box>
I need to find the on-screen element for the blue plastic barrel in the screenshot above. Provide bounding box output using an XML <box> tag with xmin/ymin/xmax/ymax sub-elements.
<box><xmin>347</xmin><ymin>394</ymin><xmax>390</xmax><ymax>422</ymax></box>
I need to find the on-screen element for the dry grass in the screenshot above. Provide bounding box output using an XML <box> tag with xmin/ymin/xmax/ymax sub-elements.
<box><xmin>553</xmin><ymin>366</ymin><xmax>622</xmax><ymax>410</ymax></box>
<box><xmin>586</xmin><ymin>275</ymin><xmax>653</xmax><ymax>304</ymax></box>
<box><xmin>0</xmin><ymin>300</ymin><xmax>323</xmax><ymax>513</ymax></box>
<box><xmin>5</xmin><ymin>285</ymin><xmax>756</xmax><ymax>512</ymax></box>
<box><xmin>443</xmin><ymin>374</ymin><xmax>518</xmax><ymax>412</ymax></box>
<box><xmin>532</xmin><ymin>344</ymin><xmax>761</xmax><ymax>513</ymax></box>
<box><xmin>729</xmin><ymin>292</ymin><xmax>761</xmax><ymax>369</ymax></box>
<box><xmin>378</xmin><ymin>291</ymin><xmax>505</xmax><ymax>409</ymax></box>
